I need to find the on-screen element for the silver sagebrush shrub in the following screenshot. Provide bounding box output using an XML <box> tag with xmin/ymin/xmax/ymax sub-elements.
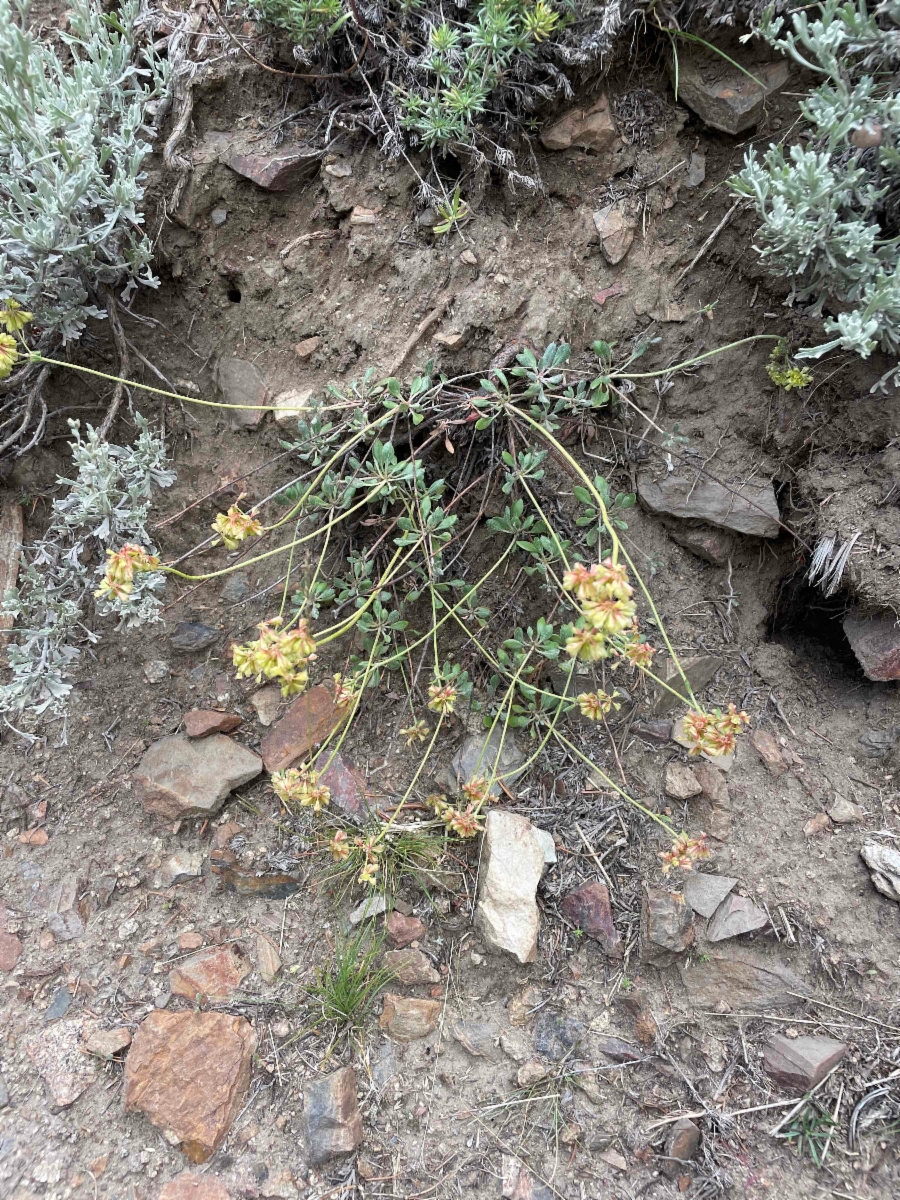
<box><xmin>731</xmin><ymin>0</ymin><xmax>900</xmax><ymax>386</ymax></box>
<box><xmin>0</xmin><ymin>0</ymin><xmax>169</xmax><ymax>344</ymax></box>
<box><xmin>0</xmin><ymin>416</ymin><xmax>174</xmax><ymax>718</ymax></box>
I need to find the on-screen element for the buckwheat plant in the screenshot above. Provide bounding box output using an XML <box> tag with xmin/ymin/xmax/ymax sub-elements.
<box><xmin>78</xmin><ymin>334</ymin><xmax>773</xmax><ymax>883</ymax></box>
<box><xmin>731</xmin><ymin>0</ymin><xmax>900</xmax><ymax>388</ymax></box>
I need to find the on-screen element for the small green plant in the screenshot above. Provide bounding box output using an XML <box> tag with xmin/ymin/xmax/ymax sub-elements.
<box><xmin>766</xmin><ymin>342</ymin><xmax>814</xmax><ymax>391</ymax></box>
<box><xmin>321</xmin><ymin>821</ymin><xmax>446</xmax><ymax>898</ymax></box>
<box><xmin>306</xmin><ymin>923</ymin><xmax>395</xmax><ymax>1032</ymax></box>
<box><xmin>782</xmin><ymin>1099</ymin><xmax>838</xmax><ymax>1165</ymax></box>
<box><xmin>433</xmin><ymin>188</ymin><xmax>472</xmax><ymax>236</ymax></box>
<box><xmin>731</xmin><ymin>0</ymin><xmax>900</xmax><ymax>388</ymax></box>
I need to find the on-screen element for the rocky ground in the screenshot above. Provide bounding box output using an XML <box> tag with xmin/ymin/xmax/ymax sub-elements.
<box><xmin>2</xmin><ymin>15</ymin><xmax>900</xmax><ymax>1200</ymax></box>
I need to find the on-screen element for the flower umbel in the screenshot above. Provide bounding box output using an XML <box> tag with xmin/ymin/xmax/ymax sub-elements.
<box><xmin>659</xmin><ymin>831</ymin><xmax>711</xmax><ymax>873</ymax></box>
<box><xmin>94</xmin><ymin>543</ymin><xmax>160</xmax><ymax>601</ymax></box>
<box><xmin>0</xmin><ymin>333</ymin><xmax>19</xmax><ymax>380</ymax></box>
<box><xmin>329</xmin><ymin>830</ymin><xmax>350</xmax><ymax>860</ymax></box>
<box><xmin>0</xmin><ymin>299</ymin><xmax>32</xmax><ymax>334</ymax></box>
<box><xmin>399</xmin><ymin>719</ymin><xmax>430</xmax><ymax>746</ymax></box>
<box><xmin>427</xmin><ymin>681</ymin><xmax>458</xmax><ymax>714</ymax></box>
<box><xmin>211</xmin><ymin>503</ymin><xmax>263</xmax><ymax>550</ymax></box>
<box><xmin>271</xmin><ymin>766</ymin><xmax>331</xmax><ymax>812</ymax></box>
<box><xmin>232</xmin><ymin>616</ymin><xmax>317</xmax><ymax>697</ymax></box>
<box><xmin>441</xmin><ymin>805</ymin><xmax>483</xmax><ymax>838</ymax></box>
<box><xmin>577</xmin><ymin>690</ymin><xmax>620</xmax><ymax>721</ymax></box>
<box><xmin>682</xmin><ymin>705</ymin><xmax>750</xmax><ymax>758</ymax></box>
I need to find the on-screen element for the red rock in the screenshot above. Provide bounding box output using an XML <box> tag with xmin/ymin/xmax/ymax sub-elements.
<box><xmin>803</xmin><ymin>812</ymin><xmax>832</xmax><ymax>837</ymax></box>
<box><xmin>169</xmin><ymin>944</ymin><xmax>251</xmax><ymax>1004</ymax></box>
<box><xmin>750</xmin><ymin>729</ymin><xmax>788</xmax><ymax>776</ymax></box>
<box><xmin>844</xmin><ymin>609</ymin><xmax>900</xmax><ymax>680</ymax></box>
<box><xmin>210</xmin><ymin>860</ymin><xmax>302</xmax><ymax>898</ymax></box>
<box><xmin>227</xmin><ymin>145</ymin><xmax>319</xmax><ymax>190</ymax></box>
<box><xmin>211</xmin><ymin>821</ymin><xmax>242</xmax><ymax>849</ymax></box>
<box><xmin>183</xmin><ymin>710</ymin><xmax>242</xmax><ymax>738</ymax></box>
<box><xmin>663</xmin><ymin>1118</ymin><xmax>701</xmax><ymax>1178</ymax></box>
<box><xmin>384</xmin><ymin>948</ymin><xmax>440</xmax><ymax>985</ymax></box>
<box><xmin>0</xmin><ymin>932</ymin><xmax>22</xmax><ymax>971</ymax></box>
<box><xmin>379</xmin><ymin>994</ymin><xmax>441</xmax><ymax>1041</ymax></box>
<box><xmin>178</xmin><ymin>932</ymin><xmax>204</xmax><ymax>952</ymax></box>
<box><xmin>763</xmin><ymin>1034</ymin><xmax>847</xmax><ymax>1092</ymax></box>
<box><xmin>294</xmin><ymin>336</ymin><xmax>320</xmax><ymax>359</ymax></box>
<box><xmin>316</xmin><ymin>750</ymin><xmax>367</xmax><ymax>817</ymax></box>
<box><xmin>640</xmin><ymin>887</ymin><xmax>694</xmax><ymax>964</ymax></box>
<box><xmin>691</xmin><ymin>762</ymin><xmax>729</xmax><ymax>804</ymax></box>
<box><xmin>158</xmin><ymin>1175</ymin><xmax>230</xmax><ymax>1200</ymax></box>
<box><xmin>124</xmin><ymin>1011</ymin><xmax>255</xmax><ymax>1163</ymax></box>
<box><xmin>560</xmin><ymin>882</ymin><xmax>623</xmax><ymax>958</ymax></box>
<box><xmin>385</xmin><ymin>911</ymin><xmax>427</xmax><ymax>948</ymax></box>
<box><xmin>83</xmin><ymin>1025</ymin><xmax>132</xmax><ymax>1059</ymax></box>
<box><xmin>260</xmin><ymin>687</ymin><xmax>346</xmax><ymax>772</ymax></box>
<box><xmin>134</xmin><ymin>733</ymin><xmax>262</xmax><ymax>821</ymax></box>
<box><xmin>19</xmin><ymin>828</ymin><xmax>48</xmax><ymax>845</ymax></box>
<box><xmin>303</xmin><ymin>1065</ymin><xmax>363</xmax><ymax>1165</ymax></box>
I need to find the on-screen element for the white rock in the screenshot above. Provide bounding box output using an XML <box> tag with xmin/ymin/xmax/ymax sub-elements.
<box><xmin>273</xmin><ymin>387</ymin><xmax>313</xmax><ymax>427</ymax></box>
<box><xmin>157</xmin><ymin>851</ymin><xmax>204</xmax><ymax>889</ymax></box>
<box><xmin>532</xmin><ymin>826</ymin><xmax>557</xmax><ymax>866</ymax></box>
<box><xmin>827</xmin><ymin>796</ymin><xmax>863</xmax><ymax>825</ymax></box>
<box><xmin>475</xmin><ymin>810</ymin><xmax>543</xmax><ymax>963</ymax></box>
<box><xmin>860</xmin><ymin>841</ymin><xmax>900</xmax><ymax>901</ymax></box>
<box><xmin>349</xmin><ymin>894</ymin><xmax>388</xmax><ymax>924</ymax></box>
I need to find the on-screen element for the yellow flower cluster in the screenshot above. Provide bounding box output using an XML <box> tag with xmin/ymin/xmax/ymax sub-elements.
<box><xmin>327</xmin><ymin>830</ymin><xmax>383</xmax><ymax>885</ymax></box>
<box><xmin>427</xmin><ymin>681</ymin><xmax>458</xmax><ymax>714</ymax></box>
<box><xmin>562</xmin><ymin>558</ymin><xmax>642</xmax><ymax>663</ymax></box>
<box><xmin>576</xmin><ymin>690</ymin><xmax>620</xmax><ymax>721</ymax></box>
<box><xmin>659</xmin><ymin>831</ymin><xmax>710</xmax><ymax>874</ymax></box>
<box><xmin>95</xmin><ymin>543</ymin><xmax>160</xmax><ymax>601</ymax></box>
<box><xmin>683</xmin><ymin>704</ymin><xmax>749</xmax><ymax>758</ymax></box>
<box><xmin>211</xmin><ymin>503</ymin><xmax>262</xmax><ymax>550</ymax></box>
<box><xmin>271</xmin><ymin>766</ymin><xmax>330</xmax><ymax>812</ymax></box>
<box><xmin>426</xmin><ymin>793</ymin><xmax>483</xmax><ymax>838</ymax></box>
<box><xmin>399</xmin><ymin>718</ymin><xmax>429</xmax><ymax>745</ymax></box>
<box><xmin>0</xmin><ymin>300</ymin><xmax>33</xmax><ymax>382</ymax></box>
<box><xmin>332</xmin><ymin>672</ymin><xmax>361</xmax><ymax>711</ymax></box>
<box><xmin>233</xmin><ymin>616</ymin><xmax>316</xmax><ymax>697</ymax></box>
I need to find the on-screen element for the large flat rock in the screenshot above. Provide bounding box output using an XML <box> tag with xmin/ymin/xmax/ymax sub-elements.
<box><xmin>134</xmin><ymin>734</ymin><xmax>262</xmax><ymax>821</ymax></box>
<box><xmin>638</xmin><ymin>472</ymin><xmax>780</xmax><ymax>537</ymax></box>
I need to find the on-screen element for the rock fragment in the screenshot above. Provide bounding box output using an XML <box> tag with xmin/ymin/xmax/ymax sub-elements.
<box><xmin>379</xmin><ymin>994</ymin><xmax>441</xmax><ymax>1041</ymax></box>
<box><xmin>273</xmin><ymin>386</ymin><xmax>313</xmax><ymax>427</ymax></box>
<box><xmin>158</xmin><ymin>850</ymin><xmax>204</xmax><ymax>889</ymax></box>
<box><xmin>385</xmin><ymin>911</ymin><xmax>427</xmax><ymax>948</ymax></box>
<box><xmin>706</xmin><ymin>894</ymin><xmax>768</xmax><ymax>942</ymax></box>
<box><xmin>294</xmin><ymin>336</ymin><xmax>320</xmax><ymax>359</ymax></box>
<box><xmin>677</xmin><ymin>950</ymin><xmax>805</xmax><ymax>1011</ymax></box>
<box><xmin>316</xmin><ymin>750</ymin><xmax>367</xmax><ymax>817</ymax></box>
<box><xmin>124</xmin><ymin>1011</ymin><xmax>255</xmax><ymax>1163</ymax></box>
<box><xmin>26</xmin><ymin>1019</ymin><xmax>97</xmax><ymax>1107</ymax></box>
<box><xmin>860</xmin><ymin>841</ymin><xmax>900</xmax><ymax>901</ymax></box>
<box><xmin>250</xmin><ymin>685</ymin><xmax>283</xmax><ymax>725</ymax></box>
<box><xmin>169</xmin><ymin>945</ymin><xmax>251</xmax><ymax>1004</ymax></box>
<box><xmin>638</xmin><ymin>472</ymin><xmax>780</xmax><ymax>537</ymax></box>
<box><xmin>665</xmin><ymin>762</ymin><xmax>703</xmax><ymax>800</ymax></box>
<box><xmin>184</xmin><ymin>710</ymin><xmax>241</xmax><ymax>738</ymax></box>
<box><xmin>804</xmin><ymin>812</ymin><xmax>832</xmax><ymax>836</ymax></box>
<box><xmin>763</xmin><ymin>1034</ymin><xmax>847</xmax><ymax>1092</ymax></box>
<box><xmin>227</xmin><ymin>144</ymin><xmax>319</xmax><ymax>191</ymax></box>
<box><xmin>640</xmin><ymin>888</ymin><xmax>694</xmax><ymax>964</ymax></box>
<box><xmin>533</xmin><ymin>1012</ymin><xmax>585</xmax><ymax>1061</ymax></box>
<box><xmin>683</xmin><ymin>872</ymin><xmax>737</xmax><ymax>919</ymax></box>
<box><xmin>450</xmin><ymin>1020</ymin><xmax>500</xmax><ymax>1060</ymax></box>
<box><xmin>260</xmin><ymin>686</ymin><xmax>346</xmax><ymax>773</ymax></box>
<box><xmin>349</xmin><ymin>893</ymin><xmax>388</xmax><ymax>924</ymax></box>
<box><xmin>650</xmin><ymin>655</ymin><xmax>724</xmax><ymax>717</ymax></box>
<box><xmin>662</xmin><ymin>1118</ymin><xmax>701</xmax><ymax>1178</ymax></box>
<box><xmin>255</xmin><ymin>935</ymin><xmax>282</xmax><ymax>984</ymax></box>
<box><xmin>158</xmin><ymin>1176</ymin><xmax>231</xmax><ymax>1200</ymax></box>
<box><xmin>843</xmin><ymin>609</ymin><xmax>900</xmax><ymax>680</ymax></box>
<box><xmin>303</xmin><ymin>1066</ymin><xmax>363</xmax><ymax>1165</ymax></box>
<box><xmin>135</xmin><ymin>734</ymin><xmax>262</xmax><ymax>821</ymax></box>
<box><xmin>0</xmin><ymin>931</ymin><xmax>22</xmax><ymax>971</ymax></box>
<box><xmin>83</xmin><ymin>1025</ymin><xmax>132</xmax><ymax>1060</ymax></box>
<box><xmin>827</xmin><ymin>796</ymin><xmax>863</xmax><ymax>825</ymax></box>
<box><xmin>667</xmin><ymin>522</ymin><xmax>734</xmax><ymax>565</ymax></box>
<box><xmin>750</xmin><ymin>729</ymin><xmax>788</xmax><ymax>776</ymax></box>
<box><xmin>475</xmin><ymin>810</ymin><xmax>543</xmax><ymax>963</ymax></box>
<box><xmin>592</xmin><ymin>204</ymin><xmax>635</xmax><ymax>265</ymax></box>
<box><xmin>541</xmin><ymin>95</ymin><xmax>618</xmax><ymax>152</ymax></box>
<box><xmin>170</xmin><ymin>622</ymin><xmax>220</xmax><ymax>653</ymax></box>
<box><xmin>559</xmin><ymin>881</ymin><xmax>623</xmax><ymax>957</ymax></box>
<box><xmin>676</xmin><ymin>51</ymin><xmax>789</xmax><ymax>134</ymax></box>
<box><xmin>383</xmin><ymin>948</ymin><xmax>439</xmax><ymax>985</ymax></box>
<box><xmin>449</xmin><ymin>727</ymin><xmax>526</xmax><ymax>796</ymax></box>
<box><xmin>216</xmin><ymin>357</ymin><xmax>269</xmax><ymax>430</ymax></box>
<box><xmin>596</xmin><ymin>1036</ymin><xmax>643</xmax><ymax>1063</ymax></box>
